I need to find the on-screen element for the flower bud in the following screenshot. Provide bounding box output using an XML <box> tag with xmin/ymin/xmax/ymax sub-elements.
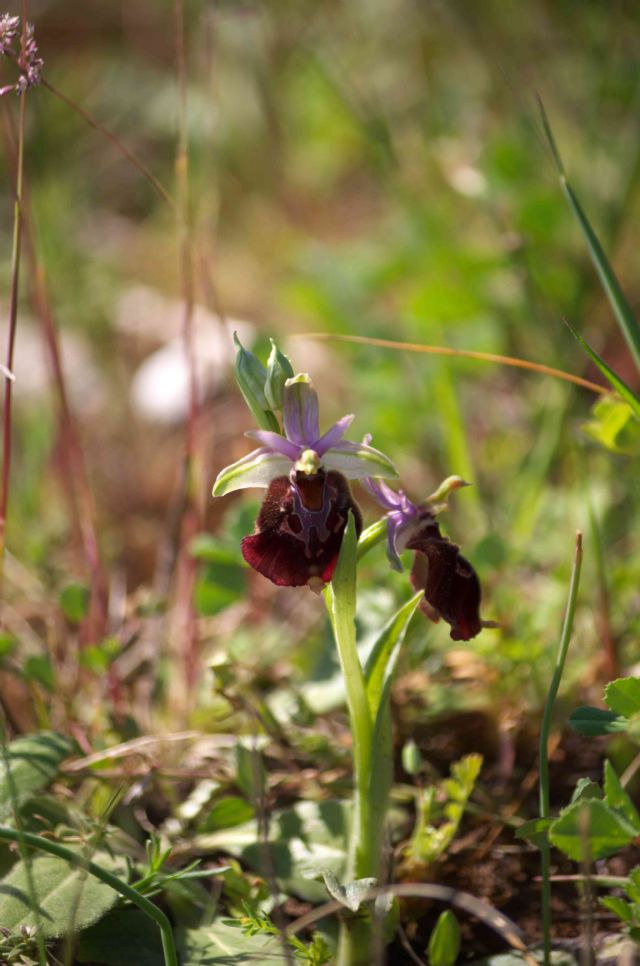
<box><xmin>233</xmin><ymin>333</ymin><xmax>279</xmax><ymax>431</ymax></box>
<box><xmin>265</xmin><ymin>338</ymin><xmax>294</xmax><ymax>410</ymax></box>
<box><xmin>402</xmin><ymin>739</ymin><xmax>422</xmax><ymax>776</ymax></box>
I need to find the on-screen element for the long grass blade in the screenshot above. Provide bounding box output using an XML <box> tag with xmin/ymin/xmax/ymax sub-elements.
<box><xmin>537</xmin><ymin>96</ymin><xmax>640</xmax><ymax>374</ymax></box>
<box><xmin>563</xmin><ymin>318</ymin><xmax>640</xmax><ymax>419</ymax></box>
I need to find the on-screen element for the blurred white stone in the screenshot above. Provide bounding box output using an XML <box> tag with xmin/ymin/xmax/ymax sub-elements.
<box><xmin>118</xmin><ymin>286</ymin><xmax>255</xmax><ymax>423</ymax></box>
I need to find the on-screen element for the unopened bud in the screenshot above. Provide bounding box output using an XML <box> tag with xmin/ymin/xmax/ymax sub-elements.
<box><xmin>265</xmin><ymin>339</ymin><xmax>294</xmax><ymax>410</ymax></box>
<box><xmin>233</xmin><ymin>333</ymin><xmax>279</xmax><ymax>432</ymax></box>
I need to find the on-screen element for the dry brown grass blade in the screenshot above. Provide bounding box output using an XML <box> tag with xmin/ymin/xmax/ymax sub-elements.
<box><xmin>297</xmin><ymin>332</ymin><xmax>608</xmax><ymax>396</ymax></box>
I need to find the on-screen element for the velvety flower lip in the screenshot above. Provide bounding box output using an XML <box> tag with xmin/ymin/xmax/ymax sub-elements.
<box><xmin>241</xmin><ymin>469</ymin><xmax>362</xmax><ymax>589</ymax></box>
<box><xmin>364</xmin><ymin>476</ymin><xmax>492</xmax><ymax>641</ymax></box>
<box><xmin>212</xmin><ymin>373</ymin><xmax>398</xmax><ymax>497</ymax></box>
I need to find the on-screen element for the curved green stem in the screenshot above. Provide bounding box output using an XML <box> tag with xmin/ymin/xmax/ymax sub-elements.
<box><xmin>0</xmin><ymin>827</ymin><xmax>178</xmax><ymax>966</ymax></box>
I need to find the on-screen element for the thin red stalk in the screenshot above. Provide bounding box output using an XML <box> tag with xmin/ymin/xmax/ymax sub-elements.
<box><xmin>41</xmin><ymin>78</ymin><xmax>176</xmax><ymax>212</ymax></box>
<box><xmin>174</xmin><ymin>0</ymin><xmax>201</xmax><ymax>696</ymax></box>
<box><xmin>2</xmin><ymin>106</ymin><xmax>109</xmax><ymax>645</ymax></box>
<box><xmin>0</xmin><ymin>88</ymin><xmax>26</xmax><ymax>598</ymax></box>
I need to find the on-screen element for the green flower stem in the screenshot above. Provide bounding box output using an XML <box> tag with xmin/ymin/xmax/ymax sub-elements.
<box><xmin>356</xmin><ymin>518</ymin><xmax>387</xmax><ymax>562</ymax></box>
<box><xmin>538</xmin><ymin>531</ymin><xmax>583</xmax><ymax>966</ymax></box>
<box><xmin>326</xmin><ymin>516</ymin><xmax>390</xmax><ymax>966</ymax></box>
<box><xmin>326</xmin><ymin>519</ymin><xmax>376</xmax><ymax>880</ymax></box>
<box><xmin>0</xmin><ymin>826</ymin><xmax>178</xmax><ymax>966</ymax></box>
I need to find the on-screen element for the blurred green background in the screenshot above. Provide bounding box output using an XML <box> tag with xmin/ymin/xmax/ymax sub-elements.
<box><xmin>2</xmin><ymin>0</ymin><xmax>640</xmax><ymax>728</ymax></box>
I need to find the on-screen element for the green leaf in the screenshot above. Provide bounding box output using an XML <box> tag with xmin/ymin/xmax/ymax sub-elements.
<box><xmin>604</xmin><ymin>760</ymin><xmax>640</xmax><ymax>829</ymax></box>
<box><xmin>76</xmin><ymin>907</ymin><xmax>164</xmax><ymax>965</ymax></box>
<box><xmin>569</xmin><ymin>706</ymin><xmax>627</xmax><ymax>736</ymax></box>
<box><xmin>515</xmin><ymin>817</ymin><xmax>553</xmax><ymax>848</ymax></box>
<box><xmin>364</xmin><ymin>592</ymin><xmax>423</xmax><ymax>718</ymax></box>
<box><xmin>201</xmin><ymin>797</ymin><xmax>255</xmax><ymax>832</ymax></box>
<box><xmin>234</xmin><ymin>743</ymin><xmax>266</xmax><ymax>802</ymax></box>
<box><xmin>0</xmin><ymin>852</ymin><xmax>121</xmax><ymax>938</ymax></box>
<box><xmin>178</xmin><ymin>921</ymin><xmax>289</xmax><ymax>964</ymax></box>
<box><xmin>549</xmin><ymin>799</ymin><xmax>637</xmax><ymax>861</ymax></box>
<box><xmin>192</xmin><ymin>799</ymin><xmax>349</xmax><ymax>904</ymax></box>
<box><xmin>428</xmin><ymin>910</ymin><xmax>461</xmax><ymax>966</ymax></box>
<box><xmin>59</xmin><ymin>582</ymin><xmax>91</xmax><ymax>623</ymax></box>
<box><xmin>79</xmin><ymin>637</ymin><xmax>121</xmax><ymax>674</ymax></box>
<box><xmin>23</xmin><ymin>655</ymin><xmax>55</xmax><ymax>692</ymax></box>
<box><xmin>605</xmin><ymin>678</ymin><xmax>640</xmax><ymax>718</ymax></box>
<box><xmin>195</xmin><ymin>549</ymin><xmax>246</xmax><ymax>616</ymax></box>
<box><xmin>0</xmin><ymin>633</ymin><xmax>17</xmax><ymax>661</ymax></box>
<box><xmin>570</xmin><ymin>778</ymin><xmax>602</xmax><ymax>803</ymax></box>
<box><xmin>600</xmin><ymin>896</ymin><xmax>634</xmax><ymax>924</ymax></box>
<box><xmin>582</xmin><ymin>395</ymin><xmax>640</xmax><ymax>455</ymax></box>
<box><xmin>0</xmin><ymin>732</ymin><xmax>75</xmax><ymax>818</ymax></box>
<box><xmin>562</xmin><ymin>319</ymin><xmax>640</xmax><ymax>418</ymax></box>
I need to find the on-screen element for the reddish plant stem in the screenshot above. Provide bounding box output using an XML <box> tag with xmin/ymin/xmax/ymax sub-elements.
<box><xmin>174</xmin><ymin>0</ymin><xmax>201</xmax><ymax>696</ymax></box>
<box><xmin>1</xmin><ymin>107</ymin><xmax>109</xmax><ymax>648</ymax></box>
<box><xmin>41</xmin><ymin>79</ymin><xmax>176</xmax><ymax>212</ymax></box>
<box><xmin>0</xmin><ymin>87</ymin><xmax>26</xmax><ymax>606</ymax></box>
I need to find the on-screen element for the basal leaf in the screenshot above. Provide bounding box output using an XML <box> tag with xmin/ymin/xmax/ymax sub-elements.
<box><xmin>0</xmin><ymin>732</ymin><xmax>75</xmax><ymax>818</ymax></box>
<box><xmin>178</xmin><ymin>922</ymin><xmax>288</xmax><ymax>964</ymax></box>
<box><xmin>77</xmin><ymin>908</ymin><xmax>164</xmax><ymax>966</ymax></box>
<box><xmin>0</xmin><ymin>852</ymin><xmax>121</xmax><ymax>938</ymax></box>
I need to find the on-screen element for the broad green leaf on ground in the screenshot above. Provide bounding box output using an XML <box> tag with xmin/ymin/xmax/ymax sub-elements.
<box><xmin>605</xmin><ymin>678</ymin><xmax>640</xmax><ymax>717</ymax></box>
<box><xmin>0</xmin><ymin>851</ymin><xmax>122</xmax><ymax>938</ymax></box>
<box><xmin>191</xmin><ymin>799</ymin><xmax>350</xmax><ymax>903</ymax></box>
<box><xmin>604</xmin><ymin>760</ymin><xmax>640</xmax><ymax>828</ymax></box>
<box><xmin>77</xmin><ymin>908</ymin><xmax>164</xmax><ymax>966</ymax></box>
<box><xmin>178</xmin><ymin>922</ymin><xmax>289</xmax><ymax>964</ymax></box>
<box><xmin>568</xmin><ymin>706</ymin><xmax>627</xmax><ymax>737</ymax></box>
<box><xmin>0</xmin><ymin>732</ymin><xmax>75</xmax><ymax>818</ymax></box>
<box><xmin>549</xmin><ymin>799</ymin><xmax>637</xmax><ymax>861</ymax></box>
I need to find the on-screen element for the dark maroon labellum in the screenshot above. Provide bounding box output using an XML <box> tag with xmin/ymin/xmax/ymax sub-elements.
<box><xmin>407</xmin><ymin>513</ymin><xmax>483</xmax><ymax>641</ymax></box>
<box><xmin>241</xmin><ymin>470</ymin><xmax>362</xmax><ymax>587</ymax></box>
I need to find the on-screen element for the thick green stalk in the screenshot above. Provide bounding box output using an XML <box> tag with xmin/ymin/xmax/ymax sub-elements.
<box><xmin>325</xmin><ymin>517</ymin><xmax>382</xmax><ymax>966</ymax></box>
<box><xmin>539</xmin><ymin>531</ymin><xmax>583</xmax><ymax>966</ymax></box>
<box><xmin>0</xmin><ymin>827</ymin><xmax>178</xmax><ymax>966</ymax></box>
<box><xmin>325</xmin><ymin>519</ymin><xmax>375</xmax><ymax>880</ymax></box>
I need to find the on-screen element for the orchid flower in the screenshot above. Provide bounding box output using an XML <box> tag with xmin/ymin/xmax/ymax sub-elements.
<box><xmin>363</xmin><ymin>476</ymin><xmax>493</xmax><ymax>641</ymax></box>
<box><xmin>213</xmin><ymin>371</ymin><xmax>398</xmax><ymax>589</ymax></box>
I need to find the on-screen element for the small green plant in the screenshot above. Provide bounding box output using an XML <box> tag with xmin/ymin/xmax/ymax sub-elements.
<box><xmin>225</xmin><ymin>900</ymin><xmax>332</xmax><ymax>965</ymax></box>
<box><xmin>402</xmin><ymin>753</ymin><xmax>483</xmax><ymax>867</ymax></box>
